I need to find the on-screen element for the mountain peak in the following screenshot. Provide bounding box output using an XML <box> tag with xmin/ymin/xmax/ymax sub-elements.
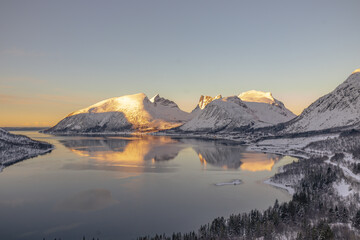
<box><xmin>352</xmin><ymin>68</ymin><xmax>360</xmax><ymax>74</ymax></box>
<box><xmin>46</xmin><ymin>93</ymin><xmax>191</xmax><ymax>134</ymax></box>
<box><xmin>198</xmin><ymin>95</ymin><xmax>222</xmax><ymax>109</ymax></box>
<box><xmin>150</xmin><ymin>94</ymin><xmax>161</xmax><ymax>103</ymax></box>
<box><xmin>238</xmin><ymin>90</ymin><xmax>275</xmax><ymax>105</ymax></box>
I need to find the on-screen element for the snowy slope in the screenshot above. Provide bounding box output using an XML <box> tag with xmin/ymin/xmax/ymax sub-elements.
<box><xmin>239</xmin><ymin>90</ymin><xmax>296</xmax><ymax>126</ymax></box>
<box><xmin>282</xmin><ymin>69</ymin><xmax>360</xmax><ymax>133</ymax></box>
<box><xmin>180</xmin><ymin>96</ymin><xmax>258</xmax><ymax>132</ymax></box>
<box><xmin>46</xmin><ymin>93</ymin><xmax>191</xmax><ymax>134</ymax></box>
<box><xmin>0</xmin><ymin>128</ymin><xmax>53</xmax><ymax>169</ymax></box>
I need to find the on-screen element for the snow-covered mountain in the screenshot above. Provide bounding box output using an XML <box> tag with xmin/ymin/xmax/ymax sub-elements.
<box><xmin>281</xmin><ymin>69</ymin><xmax>360</xmax><ymax>133</ymax></box>
<box><xmin>239</xmin><ymin>90</ymin><xmax>296</xmax><ymax>126</ymax></box>
<box><xmin>0</xmin><ymin>128</ymin><xmax>53</xmax><ymax>170</ymax></box>
<box><xmin>180</xmin><ymin>92</ymin><xmax>295</xmax><ymax>133</ymax></box>
<box><xmin>45</xmin><ymin>93</ymin><xmax>191</xmax><ymax>134</ymax></box>
<box><xmin>180</xmin><ymin>96</ymin><xmax>257</xmax><ymax>132</ymax></box>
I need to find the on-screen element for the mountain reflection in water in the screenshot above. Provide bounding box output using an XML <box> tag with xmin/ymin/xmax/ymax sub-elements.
<box><xmin>60</xmin><ymin>136</ymin><xmax>183</xmax><ymax>173</ymax></box>
<box><xmin>61</xmin><ymin>136</ymin><xmax>281</xmax><ymax>172</ymax></box>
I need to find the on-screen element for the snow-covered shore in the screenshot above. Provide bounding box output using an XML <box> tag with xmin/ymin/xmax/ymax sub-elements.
<box><xmin>0</xmin><ymin>129</ymin><xmax>53</xmax><ymax>170</ymax></box>
<box><xmin>264</xmin><ymin>179</ymin><xmax>295</xmax><ymax>195</ymax></box>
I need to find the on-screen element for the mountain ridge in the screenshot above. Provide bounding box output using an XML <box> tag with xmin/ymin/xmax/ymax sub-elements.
<box><xmin>277</xmin><ymin>69</ymin><xmax>360</xmax><ymax>134</ymax></box>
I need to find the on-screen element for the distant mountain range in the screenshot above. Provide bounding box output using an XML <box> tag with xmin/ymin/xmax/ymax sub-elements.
<box><xmin>45</xmin><ymin>69</ymin><xmax>360</xmax><ymax>137</ymax></box>
<box><xmin>45</xmin><ymin>90</ymin><xmax>296</xmax><ymax>134</ymax></box>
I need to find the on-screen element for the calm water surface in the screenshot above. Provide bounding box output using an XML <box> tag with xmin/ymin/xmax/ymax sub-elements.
<box><xmin>0</xmin><ymin>131</ymin><xmax>296</xmax><ymax>240</ymax></box>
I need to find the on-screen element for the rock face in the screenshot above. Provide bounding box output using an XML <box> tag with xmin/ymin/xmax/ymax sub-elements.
<box><xmin>197</xmin><ymin>95</ymin><xmax>223</xmax><ymax>110</ymax></box>
<box><xmin>281</xmin><ymin>69</ymin><xmax>360</xmax><ymax>133</ymax></box>
<box><xmin>180</xmin><ymin>91</ymin><xmax>296</xmax><ymax>133</ymax></box>
<box><xmin>45</xmin><ymin>93</ymin><xmax>191</xmax><ymax>134</ymax></box>
<box><xmin>190</xmin><ymin>95</ymin><xmax>222</xmax><ymax>117</ymax></box>
<box><xmin>0</xmin><ymin>128</ymin><xmax>53</xmax><ymax>169</ymax></box>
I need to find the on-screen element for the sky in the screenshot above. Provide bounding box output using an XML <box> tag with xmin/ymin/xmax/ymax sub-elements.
<box><xmin>1</xmin><ymin>0</ymin><xmax>360</xmax><ymax>127</ymax></box>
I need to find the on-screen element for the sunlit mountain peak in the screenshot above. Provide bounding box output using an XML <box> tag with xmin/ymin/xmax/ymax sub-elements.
<box><xmin>198</xmin><ymin>95</ymin><xmax>222</xmax><ymax>109</ymax></box>
<box><xmin>352</xmin><ymin>68</ymin><xmax>360</xmax><ymax>74</ymax></box>
<box><xmin>238</xmin><ymin>90</ymin><xmax>276</xmax><ymax>105</ymax></box>
<box><xmin>46</xmin><ymin>93</ymin><xmax>191</xmax><ymax>133</ymax></box>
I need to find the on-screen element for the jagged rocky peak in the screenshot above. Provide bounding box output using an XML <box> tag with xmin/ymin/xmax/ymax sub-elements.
<box><xmin>150</xmin><ymin>94</ymin><xmax>161</xmax><ymax>102</ymax></box>
<box><xmin>150</xmin><ymin>94</ymin><xmax>179</xmax><ymax>108</ymax></box>
<box><xmin>239</xmin><ymin>90</ymin><xmax>278</xmax><ymax>105</ymax></box>
<box><xmin>198</xmin><ymin>94</ymin><xmax>222</xmax><ymax>109</ymax></box>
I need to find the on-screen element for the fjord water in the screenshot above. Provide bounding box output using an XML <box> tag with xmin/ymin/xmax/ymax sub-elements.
<box><xmin>0</xmin><ymin>132</ymin><xmax>295</xmax><ymax>240</ymax></box>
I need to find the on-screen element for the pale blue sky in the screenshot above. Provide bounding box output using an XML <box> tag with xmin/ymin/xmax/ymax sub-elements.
<box><xmin>1</xmin><ymin>0</ymin><xmax>360</xmax><ymax>126</ymax></box>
